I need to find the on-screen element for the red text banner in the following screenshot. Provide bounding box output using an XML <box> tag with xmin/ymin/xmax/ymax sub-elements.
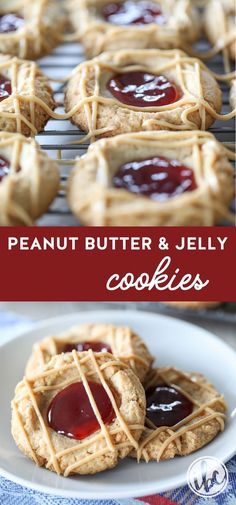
<box><xmin>0</xmin><ymin>227</ymin><xmax>235</xmax><ymax>301</ymax></box>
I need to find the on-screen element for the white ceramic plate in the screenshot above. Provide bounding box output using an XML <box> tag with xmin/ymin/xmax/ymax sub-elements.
<box><xmin>0</xmin><ymin>310</ymin><xmax>236</xmax><ymax>499</ymax></box>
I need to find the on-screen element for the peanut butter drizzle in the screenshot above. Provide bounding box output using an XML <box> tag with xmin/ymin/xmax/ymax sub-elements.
<box><xmin>64</xmin><ymin>50</ymin><xmax>235</xmax><ymax>142</ymax></box>
<box><xmin>0</xmin><ymin>132</ymin><xmax>55</xmax><ymax>225</ymax></box>
<box><xmin>0</xmin><ymin>50</ymin><xmax>235</xmax><ymax>140</ymax></box>
<box><xmin>12</xmin><ymin>350</ymin><xmax>144</xmax><ymax>476</ymax></box>
<box><xmin>27</xmin><ymin>327</ymin><xmax>151</xmax><ymax>377</ymax></box>
<box><xmin>0</xmin><ymin>0</ymin><xmax>64</xmax><ymax>60</ymax></box>
<box><xmin>137</xmin><ymin>367</ymin><xmax>226</xmax><ymax>462</ymax></box>
<box><xmin>70</xmin><ymin>130</ymin><xmax>235</xmax><ymax>226</ymax></box>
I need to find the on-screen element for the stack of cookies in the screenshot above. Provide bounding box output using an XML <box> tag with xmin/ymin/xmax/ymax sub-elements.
<box><xmin>11</xmin><ymin>323</ymin><xmax>227</xmax><ymax>476</ymax></box>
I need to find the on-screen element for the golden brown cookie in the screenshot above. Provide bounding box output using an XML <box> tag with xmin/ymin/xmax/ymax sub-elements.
<box><xmin>0</xmin><ymin>0</ymin><xmax>65</xmax><ymax>60</ymax></box>
<box><xmin>204</xmin><ymin>0</ymin><xmax>236</xmax><ymax>61</ymax></box>
<box><xmin>132</xmin><ymin>367</ymin><xmax>226</xmax><ymax>461</ymax></box>
<box><xmin>230</xmin><ymin>79</ymin><xmax>236</xmax><ymax>110</ymax></box>
<box><xmin>164</xmin><ymin>302</ymin><xmax>221</xmax><ymax>310</ymax></box>
<box><xmin>0</xmin><ymin>54</ymin><xmax>55</xmax><ymax>136</ymax></box>
<box><xmin>67</xmin><ymin>130</ymin><xmax>234</xmax><ymax>226</ymax></box>
<box><xmin>65</xmin><ymin>49</ymin><xmax>222</xmax><ymax>138</ymax></box>
<box><xmin>26</xmin><ymin>323</ymin><xmax>154</xmax><ymax>383</ymax></box>
<box><xmin>0</xmin><ymin>132</ymin><xmax>59</xmax><ymax>225</ymax></box>
<box><xmin>12</xmin><ymin>350</ymin><xmax>146</xmax><ymax>476</ymax></box>
<box><xmin>69</xmin><ymin>0</ymin><xmax>200</xmax><ymax>58</ymax></box>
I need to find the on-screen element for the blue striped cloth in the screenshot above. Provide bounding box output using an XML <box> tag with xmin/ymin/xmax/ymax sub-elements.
<box><xmin>0</xmin><ymin>311</ymin><xmax>235</xmax><ymax>505</ymax></box>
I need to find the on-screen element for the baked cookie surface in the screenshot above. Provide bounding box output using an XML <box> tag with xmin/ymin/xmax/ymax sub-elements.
<box><xmin>12</xmin><ymin>350</ymin><xmax>146</xmax><ymax>476</ymax></box>
<box><xmin>65</xmin><ymin>49</ymin><xmax>222</xmax><ymax>138</ymax></box>
<box><xmin>67</xmin><ymin>131</ymin><xmax>234</xmax><ymax>226</ymax></box>
<box><xmin>69</xmin><ymin>0</ymin><xmax>200</xmax><ymax>58</ymax></box>
<box><xmin>164</xmin><ymin>302</ymin><xmax>221</xmax><ymax>310</ymax></box>
<box><xmin>0</xmin><ymin>132</ymin><xmax>59</xmax><ymax>225</ymax></box>
<box><xmin>0</xmin><ymin>54</ymin><xmax>55</xmax><ymax>136</ymax></box>
<box><xmin>204</xmin><ymin>0</ymin><xmax>236</xmax><ymax>61</ymax></box>
<box><xmin>0</xmin><ymin>0</ymin><xmax>65</xmax><ymax>60</ymax></box>
<box><xmin>132</xmin><ymin>367</ymin><xmax>227</xmax><ymax>461</ymax></box>
<box><xmin>230</xmin><ymin>79</ymin><xmax>236</xmax><ymax>110</ymax></box>
<box><xmin>26</xmin><ymin>323</ymin><xmax>153</xmax><ymax>383</ymax></box>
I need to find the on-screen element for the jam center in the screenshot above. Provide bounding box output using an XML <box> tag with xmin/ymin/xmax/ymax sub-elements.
<box><xmin>63</xmin><ymin>341</ymin><xmax>112</xmax><ymax>354</ymax></box>
<box><xmin>107</xmin><ymin>71</ymin><xmax>180</xmax><ymax>107</ymax></box>
<box><xmin>0</xmin><ymin>13</ymin><xmax>24</xmax><ymax>33</ymax></box>
<box><xmin>146</xmin><ymin>384</ymin><xmax>193</xmax><ymax>427</ymax></box>
<box><xmin>0</xmin><ymin>156</ymin><xmax>10</xmax><ymax>182</ymax></box>
<box><xmin>0</xmin><ymin>74</ymin><xmax>12</xmax><ymax>102</ymax></box>
<box><xmin>102</xmin><ymin>1</ymin><xmax>166</xmax><ymax>25</ymax></box>
<box><xmin>113</xmin><ymin>155</ymin><xmax>197</xmax><ymax>201</ymax></box>
<box><xmin>47</xmin><ymin>381</ymin><xmax>116</xmax><ymax>440</ymax></box>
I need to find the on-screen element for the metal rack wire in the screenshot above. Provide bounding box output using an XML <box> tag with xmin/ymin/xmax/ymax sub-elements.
<box><xmin>35</xmin><ymin>39</ymin><xmax>236</xmax><ymax>323</ymax></box>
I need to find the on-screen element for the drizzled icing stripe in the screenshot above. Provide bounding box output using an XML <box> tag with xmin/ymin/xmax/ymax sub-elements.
<box><xmin>0</xmin><ymin>0</ymin><xmax>64</xmax><ymax>60</ymax></box>
<box><xmin>0</xmin><ymin>56</ymin><xmax>54</xmax><ymax>135</ymax></box>
<box><xmin>0</xmin><ymin>50</ymin><xmax>235</xmax><ymax>139</ymax></box>
<box><xmin>12</xmin><ymin>351</ymin><xmax>144</xmax><ymax>476</ymax></box>
<box><xmin>67</xmin><ymin>0</ymin><xmax>235</xmax><ymax>75</ymax></box>
<box><xmin>67</xmin><ymin>0</ymin><xmax>200</xmax><ymax>54</ymax></box>
<box><xmin>26</xmin><ymin>327</ymin><xmax>151</xmax><ymax>378</ymax></box>
<box><xmin>64</xmin><ymin>51</ymin><xmax>235</xmax><ymax>141</ymax></box>
<box><xmin>136</xmin><ymin>367</ymin><xmax>226</xmax><ymax>461</ymax></box>
<box><xmin>68</xmin><ymin>130</ymin><xmax>234</xmax><ymax>226</ymax></box>
<box><xmin>0</xmin><ymin>132</ymin><xmax>59</xmax><ymax>225</ymax></box>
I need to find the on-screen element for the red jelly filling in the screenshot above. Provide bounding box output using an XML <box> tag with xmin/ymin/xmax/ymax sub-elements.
<box><xmin>63</xmin><ymin>341</ymin><xmax>112</xmax><ymax>354</ymax></box>
<box><xmin>113</xmin><ymin>155</ymin><xmax>197</xmax><ymax>201</ymax></box>
<box><xmin>0</xmin><ymin>156</ymin><xmax>10</xmax><ymax>182</ymax></box>
<box><xmin>0</xmin><ymin>13</ymin><xmax>24</xmax><ymax>33</ymax></box>
<box><xmin>146</xmin><ymin>385</ymin><xmax>193</xmax><ymax>427</ymax></box>
<box><xmin>0</xmin><ymin>74</ymin><xmax>11</xmax><ymax>102</ymax></box>
<box><xmin>102</xmin><ymin>1</ymin><xmax>166</xmax><ymax>25</ymax></box>
<box><xmin>47</xmin><ymin>381</ymin><xmax>115</xmax><ymax>440</ymax></box>
<box><xmin>107</xmin><ymin>71</ymin><xmax>180</xmax><ymax>107</ymax></box>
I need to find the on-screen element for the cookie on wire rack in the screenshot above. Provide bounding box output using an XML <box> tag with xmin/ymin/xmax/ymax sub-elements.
<box><xmin>204</xmin><ymin>0</ymin><xmax>236</xmax><ymax>63</ymax></box>
<box><xmin>0</xmin><ymin>132</ymin><xmax>59</xmax><ymax>225</ymax></box>
<box><xmin>0</xmin><ymin>0</ymin><xmax>66</xmax><ymax>60</ymax></box>
<box><xmin>0</xmin><ymin>54</ymin><xmax>55</xmax><ymax>136</ymax></box>
<box><xmin>65</xmin><ymin>48</ymin><xmax>223</xmax><ymax>140</ymax></box>
<box><xmin>67</xmin><ymin>130</ymin><xmax>234</xmax><ymax>226</ymax></box>
<box><xmin>68</xmin><ymin>0</ymin><xmax>200</xmax><ymax>58</ymax></box>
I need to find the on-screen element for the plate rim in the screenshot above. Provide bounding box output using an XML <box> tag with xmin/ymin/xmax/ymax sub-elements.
<box><xmin>0</xmin><ymin>309</ymin><xmax>236</xmax><ymax>499</ymax></box>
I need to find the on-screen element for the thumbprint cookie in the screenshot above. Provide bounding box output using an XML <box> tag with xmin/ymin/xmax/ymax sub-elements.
<box><xmin>132</xmin><ymin>367</ymin><xmax>226</xmax><ymax>461</ymax></box>
<box><xmin>12</xmin><ymin>350</ymin><xmax>146</xmax><ymax>475</ymax></box>
<box><xmin>0</xmin><ymin>0</ymin><xmax>65</xmax><ymax>60</ymax></box>
<box><xmin>65</xmin><ymin>49</ymin><xmax>222</xmax><ymax>138</ymax></box>
<box><xmin>25</xmin><ymin>323</ymin><xmax>154</xmax><ymax>383</ymax></box>
<box><xmin>204</xmin><ymin>0</ymin><xmax>236</xmax><ymax>61</ymax></box>
<box><xmin>69</xmin><ymin>0</ymin><xmax>200</xmax><ymax>58</ymax></box>
<box><xmin>0</xmin><ymin>132</ymin><xmax>59</xmax><ymax>225</ymax></box>
<box><xmin>0</xmin><ymin>54</ymin><xmax>55</xmax><ymax>136</ymax></box>
<box><xmin>67</xmin><ymin>131</ymin><xmax>234</xmax><ymax>226</ymax></box>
